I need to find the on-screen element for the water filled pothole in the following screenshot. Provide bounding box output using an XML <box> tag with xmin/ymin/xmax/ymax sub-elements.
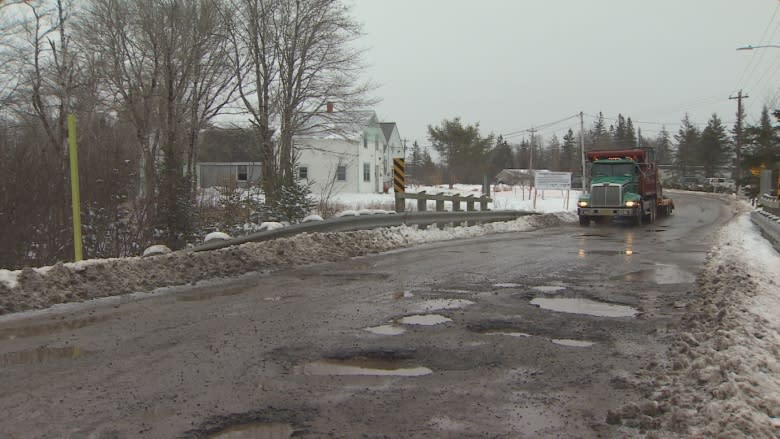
<box><xmin>398</xmin><ymin>314</ymin><xmax>452</xmax><ymax>325</ymax></box>
<box><xmin>364</xmin><ymin>325</ymin><xmax>406</xmax><ymax>336</ymax></box>
<box><xmin>552</xmin><ymin>339</ymin><xmax>595</xmax><ymax>347</ymax></box>
<box><xmin>414</xmin><ymin>299</ymin><xmax>474</xmax><ymax>312</ymax></box>
<box><xmin>0</xmin><ymin>315</ymin><xmax>111</xmax><ymax>340</ymax></box>
<box><xmin>621</xmin><ymin>264</ymin><xmax>695</xmax><ymax>284</ymax></box>
<box><xmin>485</xmin><ymin>331</ymin><xmax>532</xmax><ymax>338</ymax></box>
<box><xmin>493</xmin><ymin>283</ymin><xmax>522</xmax><ymax>288</ymax></box>
<box><xmin>579</xmin><ymin>250</ymin><xmax>637</xmax><ymax>256</ymax></box>
<box><xmin>530</xmin><ymin>298</ymin><xmax>638</xmax><ymax>317</ymax></box>
<box><xmin>531</xmin><ymin>285</ymin><xmax>566</xmax><ymax>294</ymax></box>
<box><xmin>208</xmin><ymin>422</ymin><xmax>294</xmax><ymax>439</ymax></box>
<box><xmin>0</xmin><ymin>346</ymin><xmax>89</xmax><ymax>366</ymax></box>
<box><xmin>295</xmin><ymin>358</ymin><xmax>432</xmax><ymax>376</ymax></box>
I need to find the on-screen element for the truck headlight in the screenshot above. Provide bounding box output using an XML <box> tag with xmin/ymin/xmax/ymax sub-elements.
<box><xmin>625</xmin><ymin>200</ymin><xmax>636</xmax><ymax>207</ymax></box>
<box><xmin>578</xmin><ymin>201</ymin><xmax>588</xmax><ymax>207</ymax></box>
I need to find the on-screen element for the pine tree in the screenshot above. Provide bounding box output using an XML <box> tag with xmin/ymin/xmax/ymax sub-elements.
<box><xmin>489</xmin><ymin>135</ymin><xmax>513</xmax><ymax>177</ymax></box>
<box><xmin>561</xmin><ymin>129</ymin><xmax>577</xmax><ymax>172</ymax></box>
<box><xmin>674</xmin><ymin>114</ymin><xmax>701</xmax><ymax>177</ymax></box>
<box><xmin>547</xmin><ymin>134</ymin><xmax>561</xmax><ymax>170</ymax></box>
<box><xmin>655</xmin><ymin>127</ymin><xmax>672</xmax><ymax>165</ymax></box>
<box><xmin>699</xmin><ymin>114</ymin><xmax>731</xmax><ymax>178</ymax></box>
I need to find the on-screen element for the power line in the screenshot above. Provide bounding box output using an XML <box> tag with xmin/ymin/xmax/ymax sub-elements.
<box><xmin>503</xmin><ymin>113</ymin><xmax>579</xmax><ymax>138</ymax></box>
<box><xmin>735</xmin><ymin>4</ymin><xmax>780</xmax><ymax>92</ymax></box>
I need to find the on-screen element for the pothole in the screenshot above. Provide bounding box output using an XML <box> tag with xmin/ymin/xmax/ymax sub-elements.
<box><xmin>295</xmin><ymin>358</ymin><xmax>432</xmax><ymax>376</ymax></box>
<box><xmin>493</xmin><ymin>283</ymin><xmax>522</xmax><ymax>288</ymax></box>
<box><xmin>177</xmin><ymin>285</ymin><xmax>249</xmax><ymax>302</ymax></box>
<box><xmin>0</xmin><ymin>346</ymin><xmax>89</xmax><ymax>366</ymax></box>
<box><xmin>364</xmin><ymin>325</ymin><xmax>405</xmax><ymax>336</ymax></box>
<box><xmin>398</xmin><ymin>314</ymin><xmax>452</xmax><ymax>325</ymax></box>
<box><xmin>486</xmin><ymin>331</ymin><xmax>532</xmax><ymax>338</ymax></box>
<box><xmin>551</xmin><ymin>339</ymin><xmax>595</xmax><ymax>347</ymax></box>
<box><xmin>620</xmin><ymin>264</ymin><xmax>695</xmax><ymax>284</ymax></box>
<box><xmin>579</xmin><ymin>250</ymin><xmax>637</xmax><ymax>256</ymax></box>
<box><xmin>414</xmin><ymin>299</ymin><xmax>474</xmax><ymax>312</ymax></box>
<box><xmin>208</xmin><ymin>423</ymin><xmax>294</xmax><ymax>439</ymax></box>
<box><xmin>530</xmin><ymin>297</ymin><xmax>638</xmax><ymax>317</ymax></box>
<box><xmin>530</xmin><ymin>285</ymin><xmax>566</xmax><ymax>294</ymax></box>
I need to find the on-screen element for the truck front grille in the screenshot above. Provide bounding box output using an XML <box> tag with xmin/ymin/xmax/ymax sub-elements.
<box><xmin>591</xmin><ymin>185</ymin><xmax>621</xmax><ymax>206</ymax></box>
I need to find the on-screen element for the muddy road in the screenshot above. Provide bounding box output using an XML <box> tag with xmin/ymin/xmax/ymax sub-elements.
<box><xmin>0</xmin><ymin>191</ymin><xmax>737</xmax><ymax>438</ymax></box>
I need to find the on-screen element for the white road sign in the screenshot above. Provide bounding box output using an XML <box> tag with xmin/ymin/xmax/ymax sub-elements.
<box><xmin>534</xmin><ymin>171</ymin><xmax>572</xmax><ymax>190</ymax></box>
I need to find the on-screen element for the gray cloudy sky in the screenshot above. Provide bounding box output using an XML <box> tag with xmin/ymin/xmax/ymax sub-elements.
<box><xmin>349</xmin><ymin>0</ymin><xmax>780</xmax><ymax>148</ymax></box>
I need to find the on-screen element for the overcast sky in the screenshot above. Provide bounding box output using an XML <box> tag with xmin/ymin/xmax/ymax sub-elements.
<box><xmin>349</xmin><ymin>0</ymin><xmax>780</xmax><ymax>149</ymax></box>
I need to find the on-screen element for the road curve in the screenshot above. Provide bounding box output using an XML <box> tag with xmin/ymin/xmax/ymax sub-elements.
<box><xmin>0</xmin><ymin>191</ymin><xmax>738</xmax><ymax>438</ymax></box>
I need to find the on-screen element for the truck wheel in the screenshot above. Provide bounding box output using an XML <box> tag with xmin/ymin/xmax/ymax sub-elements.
<box><xmin>579</xmin><ymin>216</ymin><xmax>591</xmax><ymax>226</ymax></box>
<box><xmin>634</xmin><ymin>210</ymin><xmax>643</xmax><ymax>226</ymax></box>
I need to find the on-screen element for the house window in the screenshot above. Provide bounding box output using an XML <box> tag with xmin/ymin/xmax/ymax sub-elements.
<box><xmin>298</xmin><ymin>166</ymin><xmax>308</xmax><ymax>179</ymax></box>
<box><xmin>363</xmin><ymin>163</ymin><xmax>370</xmax><ymax>182</ymax></box>
<box><xmin>237</xmin><ymin>165</ymin><xmax>248</xmax><ymax>182</ymax></box>
<box><xmin>336</xmin><ymin>165</ymin><xmax>347</xmax><ymax>181</ymax></box>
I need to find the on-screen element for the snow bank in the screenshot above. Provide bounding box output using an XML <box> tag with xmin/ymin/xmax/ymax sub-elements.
<box><xmin>614</xmin><ymin>208</ymin><xmax>780</xmax><ymax>438</ymax></box>
<box><xmin>0</xmin><ymin>214</ymin><xmax>569</xmax><ymax>316</ymax></box>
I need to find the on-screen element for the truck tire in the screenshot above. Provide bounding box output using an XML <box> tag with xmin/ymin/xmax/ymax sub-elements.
<box><xmin>579</xmin><ymin>215</ymin><xmax>591</xmax><ymax>226</ymax></box>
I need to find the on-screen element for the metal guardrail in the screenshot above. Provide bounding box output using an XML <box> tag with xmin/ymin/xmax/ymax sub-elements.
<box><xmin>751</xmin><ymin>209</ymin><xmax>780</xmax><ymax>253</ymax></box>
<box><xmin>189</xmin><ymin>210</ymin><xmax>536</xmax><ymax>253</ymax></box>
<box><xmin>394</xmin><ymin>191</ymin><xmax>492</xmax><ymax>213</ymax></box>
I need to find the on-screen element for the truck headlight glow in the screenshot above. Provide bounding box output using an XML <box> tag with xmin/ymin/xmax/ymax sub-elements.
<box><xmin>625</xmin><ymin>200</ymin><xmax>636</xmax><ymax>207</ymax></box>
<box><xmin>578</xmin><ymin>201</ymin><xmax>588</xmax><ymax>207</ymax></box>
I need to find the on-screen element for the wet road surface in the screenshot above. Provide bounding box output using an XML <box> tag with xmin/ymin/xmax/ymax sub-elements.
<box><xmin>0</xmin><ymin>191</ymin><xmax>738</xmax><ymax>438</ymax></box>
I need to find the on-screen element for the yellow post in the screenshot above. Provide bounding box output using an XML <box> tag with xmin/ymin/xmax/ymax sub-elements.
<box><xmin>68</xmin><ymin>114</ymin><xmax>83</xmax><ymax>262</ymax></box>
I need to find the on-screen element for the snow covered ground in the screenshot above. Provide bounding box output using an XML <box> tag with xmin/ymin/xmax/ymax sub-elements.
<box><xmin>0</xmin><ymin>186</ymin><xmax>778</xmax><ymax>436</ymax></box>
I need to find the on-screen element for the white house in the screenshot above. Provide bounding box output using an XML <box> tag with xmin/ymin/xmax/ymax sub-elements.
<box><xmin>294</xmin><ymin>111</ymin><xmax>405</xmax><ymax>197</ymax></box>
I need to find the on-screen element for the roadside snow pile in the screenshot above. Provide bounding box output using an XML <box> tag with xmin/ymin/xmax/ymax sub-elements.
<box><xmin>614</xmin><ymin>211</ymin><xmax>780</xmax><ymax>438</ymax></box>
<box><xmin>0</xmin><ymin>214</ymin><xmax>569</xmax><ymax>315</ymax></box>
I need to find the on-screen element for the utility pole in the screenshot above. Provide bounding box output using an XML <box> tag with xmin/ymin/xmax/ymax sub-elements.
<box><xmin>579</xmin><ymin>112</ymin><xmax>587</xmax><ymax>193</ymax></box>
<box><xmin>528</xmin><ymin>127</ymin><xmax>536</xmax><ymax>173</ymax></box>
<box><xmin>729</xmin><ymin>90</ymin><xmax>748</xmax><ymax>194</ymax></box>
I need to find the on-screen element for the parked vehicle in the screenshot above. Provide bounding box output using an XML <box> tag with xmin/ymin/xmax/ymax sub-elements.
<box><xmin>577</xmin><ymin>147</ymin><xmax>674</xmax><ymax>226</ymax></box>
<box><xmin>705</xmin><ymin>177</ymin><xmax>735</xmax><ymax>192</ymax></box>
<box><xmin>680</xmin><ymin>176</ymin><xmax>706</xmax><ymax>191</ymax></box>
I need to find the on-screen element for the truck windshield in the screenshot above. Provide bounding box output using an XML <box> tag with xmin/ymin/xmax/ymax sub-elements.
<box><xmin>591</xmin><ymin>163</ymin><xmax>635</xmax><ymax>178</ymax></box>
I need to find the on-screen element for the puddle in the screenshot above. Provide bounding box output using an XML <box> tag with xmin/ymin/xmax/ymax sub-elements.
<box><xmin>530</xmin><ymin>298</ymin><xmax>638</xmax><ymax>317</ymax></box>
<box><xmin>209</xmin><ymin>423</ymin><xmax>293</xmax><ymax>439</ymax></box>
<box><xmin>579</xmin><ymin>250</ymin><xmax>636</xmax><ymax>256</ymax></box>
<box><xmin>493</xmin><ymin>283</ymin><xmax>522</xmax><ymax>288</ymax></box>
<box><xmin>621</xmin><ymin>264</ymin><xmax>696</xmax><ymax>284</ymax></box>
<box><xmin>531</xmin><ymin>285</ymin><xmax>566</xmax><ymax>294</ymax></box>
<box><xmin>364</xmin><ymin>325</ymin><xmax>406</xmax><ymax>336</ymax></box>
<box><xmin>0</xmin><ymin>346</ymin><xmax>88</xmax><ymax>366</ymax></box>
<box><xmin>295</xmin><ymin>359</ymin><xmax>432</xmax><ymax>376</ymax></box>
<box><xmin>398</xmin><ymin>314</ymin><xmax>452</xmax><ymax>325</ymax></box>
<box><xmin>414</xmin><ymin>299</ymin><xmax>474</xmax><ymax>312</ymax></box>
<box><xmin>0</xmin><ymin>315</ymin><xmax>111</xmax><ymax>340</ymax></box>
<box><xmin>486</xmin><ymin>331</ymin><xmax>532</xmax><ymax>338</ymax></box>
<box><xmin>552</xmin><ymin>339</ymin><xmax>595</xmax><ymax>347</ymax></box>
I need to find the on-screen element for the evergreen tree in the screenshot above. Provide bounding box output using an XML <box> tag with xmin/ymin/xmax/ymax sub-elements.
<box><xmin>489</xmin><ymin>135</ymin><xmax>514</xmax><ymax>178</ymax></box>
<box><xmin>590</xmin><ymin>112</ymin><xmax>609</xmax><ymax>149</ymax></box>
<box><xmin>625</xmin><ymin>117</ymin><xmax>637</xmax><ymax>148</ymax></box>
<box><xmin>409</xmin><ymin>141</ymin><xmax>423</xmax><ymax>182</ymax></box>
<box><xmin>699</xmin><ymin>114</ymin><xmax>731</xmax><ymax>178</ymax></box>
<box><xmin>547</xmin><ymin>134</ymin><xmax>561</xmax><ymax>170</ymax></box>
<box><xmin>655</xmin><ymin>127</ymin><xmax>673</xmax><ymax>165</ymax></box>
<box><xmin>427</xmin><ymin>117</ymin><xmax>494</xmax><ymax>186</ymax></box>
<box><xmin>561</xmin><ymin>129</ymin><xmax>577</xmax><ymax>172</ymax></box>
<box><xmin>674</xmin><ymin>114</ymin><xmax>700</xmax><ymax>177</ymax></box>
<box><xmin>743</xmin><ymin>106</ymin><xmax>780</xmax><ymax>194</ymax></box>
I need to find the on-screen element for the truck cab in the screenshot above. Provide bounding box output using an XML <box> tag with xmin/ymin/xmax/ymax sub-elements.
<box><xmin>577</xmin><ymin>148</ymin><xmax>671</xmax><ymax>226</ymax></box>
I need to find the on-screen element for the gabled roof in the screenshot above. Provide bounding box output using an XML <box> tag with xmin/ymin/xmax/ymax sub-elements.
<box><xmin>199</xmin><ymin>128</ymin><xmax>260</xmax><ymax>162</ymax></box>
<box><xmin>379</xmin><ymin>122</ymin><xmax>396</xmax><ymax>143</ymax></box>
<box><xmin>295</xmin><ymin>110</ymin><xmax>378</xmax><ymax>140</ymax></box>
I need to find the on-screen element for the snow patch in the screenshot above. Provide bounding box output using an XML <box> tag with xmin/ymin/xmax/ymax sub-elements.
<box><xmin>204</xmin><ymin>232</ymin><xmax>232</xmax><ymax>243</ymax></box>
<box><xmin>142</xmin><ymin>245</ymin><xmax>172</xmax><ymax>257</ymax></box>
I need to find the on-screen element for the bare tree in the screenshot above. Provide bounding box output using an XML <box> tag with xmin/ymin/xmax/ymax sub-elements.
<box><xmin>274</xmin><ymin>0</ymin><xmax>376</xmax><ymax>187</ymax></box>
<box><xmin>225</xmin><ymin>0</ymin><xmax>281</xmax><ymax>199</ymax></box>
<box><xmin>79</xmin><ymin>0</ymin><xmax>236</xmax><ymax>248</ymax></box>
<box><xmin>228</xmin><ymin>0</ymin><xmax>376</xmax><ymax>202</ymax></box>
